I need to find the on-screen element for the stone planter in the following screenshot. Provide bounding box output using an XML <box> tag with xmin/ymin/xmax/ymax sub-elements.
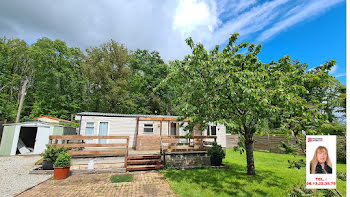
<box><xmin>42</xmin><ymin>160</ymin><xmax>54</xmax><ymax>170</ymax></box>
<box><xmin>54</xmin><ymin>166</ymin><xmax>70</xmax><ymax>180</ymax></box>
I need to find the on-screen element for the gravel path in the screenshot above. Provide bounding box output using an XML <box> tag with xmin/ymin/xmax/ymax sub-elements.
<box><xmin>0</xmin><ymin>156</ymin><xmax>51</xmax><ymax>197</ymax></box>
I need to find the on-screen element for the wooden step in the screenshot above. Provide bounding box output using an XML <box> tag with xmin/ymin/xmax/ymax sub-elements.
<box><xmin>126</xmin><ymin>165</ymin><xmax>163</xmax><ymax>171</ymax></box>
<box><xmin>127</xmin><ymin>155</ymin><xmax>161</xmax><ymax>160</ymax></box>
<box><xmin>127</xmin><ymin>159</ymin><xmax>162</xmax><ymax>165</ymax></box>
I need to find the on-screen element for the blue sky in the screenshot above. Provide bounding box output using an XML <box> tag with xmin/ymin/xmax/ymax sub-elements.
<box><xmin>0</xmin><ymin>0</ymin><xmax>346</xmax><ymax>84</ymax></box>
<box><xmin>256</xmin><ymin>2</ymin><xmax>346</xmax><ymax>84</ymax></box>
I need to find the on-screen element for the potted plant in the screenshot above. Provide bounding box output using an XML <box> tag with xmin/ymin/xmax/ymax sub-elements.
<box><xmin>208</xmin><ymin>142</ymin><xmax>225</xmax><ymax>166</ymax></box>
<box><xmin>40</xmin><ymin>145</ymin><xmax>68</xmax><ymax>170</ymax></box>
<box><xmin>53</xmin><ymin>152</ymin><xmax>71</xmax><ymax>180</ymax></box>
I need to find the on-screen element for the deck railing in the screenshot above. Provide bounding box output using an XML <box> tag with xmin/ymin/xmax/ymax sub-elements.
<box><xmin>48</xmin><ymin>135</ymin><xmax>129</xmax><ymax>168</ymax></box>
<box><xmin>160</xmin><ymin>136</ymin><xmax>217</xmax><ymax>152</ymax></box>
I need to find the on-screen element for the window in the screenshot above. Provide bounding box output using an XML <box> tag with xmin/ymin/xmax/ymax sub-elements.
<box><xmin>211</xmin><ymin>126</ymin><xmax>217</xmax><ymax>136</ymax></box>
<box><xmin>207</xmin><ymin>125</ymin><xmax>217</xmax><ymax>136</ymax></box>
<box><xmin>144</xmin><ymin>124</ymin><xmax>153</xmax><ymax>133</ymax></box>
<box><xmin>85</xmin><ymin>122</ymin><xmax>94</xmax><ymax>136</ymax></box>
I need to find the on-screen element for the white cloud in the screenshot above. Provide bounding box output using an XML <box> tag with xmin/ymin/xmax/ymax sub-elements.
<box><xmin>173</xmin><ymin>0</ymin><xmax>218</xmax><ymax>35</ymax></box>
<box><xmin>205</xmin><ymin>0</ymin><xmax>289</xmax><ymax>48</ymax></box>
<box><xmin>334</xmin><ymin>73</ymin><xmax>346</xmax><ymax>77</ymax></box>
<box><xmin>329</xmin><ymin>64</ymin><xmax>337</xmax><ymax>74</ymax></box>
<box><xmin>0</xmin><ymin>0</ymin><xmax>344</xmax><ymax>61</ymax></box>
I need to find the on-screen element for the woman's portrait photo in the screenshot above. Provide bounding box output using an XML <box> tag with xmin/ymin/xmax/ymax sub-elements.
<box><xmin>309</xmin><ymin>146</ymin><xmax>332</xmax><ymax>174</ymax></box>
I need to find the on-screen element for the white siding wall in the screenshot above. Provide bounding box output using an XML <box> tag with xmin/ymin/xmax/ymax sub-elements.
<box><xmin>80</xmin><ymin>116</ymin><xmax>137</xmax><ymax>148</ymax></box>
<box><xmin>216</xmin><ymin>124</ymin><xmax>226</xmax><ymax>147</ymax></box>
<box><xmin>203</xmin><ymin>123</ymin><xmax>226</xmax><ymax>148</ymax></box>
<box><xmin>79</xmin><ymin>116</ymin><xmax>227</xmax><ymax>148</ymax></box>
<box><xmin>138</xmin><ymin>120</ymin><xmax>173</xmax><ymax>136</ymax></box>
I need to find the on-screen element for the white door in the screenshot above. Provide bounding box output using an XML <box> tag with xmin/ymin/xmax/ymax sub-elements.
<box><xmin>33</xmin><ymin>126</ymin><xmax>51</xmax><ymax>154</ymax></box>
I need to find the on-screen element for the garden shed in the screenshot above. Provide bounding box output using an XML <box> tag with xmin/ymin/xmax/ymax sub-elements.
<box><xmin>0</xmin><ymin>121</ymin><xmax>76</xmax><ymax>156</ymax></box>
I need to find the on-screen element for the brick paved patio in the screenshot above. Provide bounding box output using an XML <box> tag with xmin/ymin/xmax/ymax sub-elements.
<box><xmin>17</xmin><ymin>171</ymin><xmax>176</xmax><ymax>197</ymax></box>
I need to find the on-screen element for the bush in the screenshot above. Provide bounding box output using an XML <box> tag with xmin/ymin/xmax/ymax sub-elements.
<box><xmin>287</xmin><ymin>159</ymin><xmax>306</xmax><ymax>169</ymax></box>
<box><xmin>279</xmin><ymin>141</ymin><xmax>298</xmax><ymax>156</ymax></box>
<box><xmin>208</xmin><ymin>142</ymin><xmax>225</xmax><ymax>166</ymax></box>
<box><xmin>54</xmin><ymin>152</ymin><xmax>71</xmax><ymax>167</ymax></box>
<box><xmin>337</xmin><ymin>170</ymin><xmax>346</xmax><ymax>181</ymax></box>
<box><xmin>288</xmin><ymin>183</ymin><xmax>319</xmax><ymax>196</ymax></box>
<box><xmin>288</xmin><ymin>184</ymin><xmax>338</xmax><ymax>197</ymax></box>
<box><xmin>40</xmin><ymin>145</ymin><xmax>68</xmax><ymax>162</ymax></box>
<box><xmin>164</xmin><ymin>161</ymin><xmax>176</xmax><ymax>170</ymax></box>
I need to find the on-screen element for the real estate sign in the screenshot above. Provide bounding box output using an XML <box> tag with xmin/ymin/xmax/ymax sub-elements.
<box><xmin>306</xmin><ymin>135</ymin><xmax>336</xmax><ymax>189</ymax></box>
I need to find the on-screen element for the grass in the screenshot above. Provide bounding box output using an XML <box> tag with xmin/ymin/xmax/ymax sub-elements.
<box><xmin>162</xmin><ymin>149</ymin><xmax>346</xmax><ymax>197</ymax></box>
<box><xmin>110</xmin><ymin>174</ymin><xmax>134</xmax><ymax>183</ymax></box>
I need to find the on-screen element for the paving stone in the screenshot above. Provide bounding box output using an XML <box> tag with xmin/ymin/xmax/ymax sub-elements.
<box><xmin>17</xmin><ymin>171</ymin><xmax>176</xmax><ymax>197</ymax></box>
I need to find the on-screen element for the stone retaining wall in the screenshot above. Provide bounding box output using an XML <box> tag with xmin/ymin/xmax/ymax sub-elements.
<box><xmin>165</xmin><ymin>151</ymin><xmax>211</xmax><ymax>169</ymax></box>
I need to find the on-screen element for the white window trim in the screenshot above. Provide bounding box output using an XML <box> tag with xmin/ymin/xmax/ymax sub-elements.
<box><xmin>143</xmin><ymin>123</ymin><xmax>154</xmax><ymax>134</ymax></box>
<box><xmin>85</xmin><ymin>122</ymin><xmax>95</xmax><ymax>136</ymax></box>
<box><xmin>207</xmin><ymin>124</ymin><xmax>217</xmax><ymax>136</ymax></box>
<box><xmin>97</xmin><ymin>121</ymin><xmax>110</xmax><ymax>144</ymax></box>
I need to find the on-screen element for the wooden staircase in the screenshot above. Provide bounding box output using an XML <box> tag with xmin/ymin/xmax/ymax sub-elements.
<box><xmin>126</xmin><ymin>155</ymin><xmax>163</xmax><ymax>171</ymax></box>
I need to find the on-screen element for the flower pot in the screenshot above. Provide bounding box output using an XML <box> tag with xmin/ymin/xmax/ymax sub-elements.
<box><xmin>210</xmin><ymin>157</ymin><xmax>222</xmax><ymax>166</ymax></box>
<box><xmin>42</xmin><ymin>160</ymin><xmax>54</xmax><ymax>170</ymax></box>
<box><xmin>53</xmin><ymin>166</ymin><xmax>70</xmax><ymax>180</ymax></box>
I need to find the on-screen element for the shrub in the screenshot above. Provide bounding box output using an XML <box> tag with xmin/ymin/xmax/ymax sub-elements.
<box><xmin>337</xmin><ymin>170</ymin><xmax>346</xmax><ymax>181</ymax></box>
<box><xmin>279</xmin><ymin>141</ymin><xmax>298</xmax><ymax>156</ymax></box>
<box><xmin>110</xmin><ymin>174</ymin><xmax>133</xmax><ymax>183</ymax></box>
<box><xmin>40</xmin><ymin>145</ymin><xmax>68</xmax><ymax>162</ymax></box>
<box><xmin>208</xmin><ymin>142</ymin><xmax>225</xmax><ymax>166</ymax></box>
<box><xmin>288</xmin><ymin>183</ymin><xmax>318</xmax><ymax>196</ymax></box>
<box><xmin>287</xmin><ymin>159</ymin><xmax>306</xmax><ymax>169</ymax></box>
<box><xmin>288</xmin><ymin>184</ymin><xmax>338</xmax><ymax>197</ymax></box>
<box><xmin>54</xmin><ymin>152</ymin><xmax>71</xmax><ymax>167</ymax></box>
<box><xmin>164</xmin><ymin>161</ymin><xmax>175</xmax><ymax>170</ymax></box>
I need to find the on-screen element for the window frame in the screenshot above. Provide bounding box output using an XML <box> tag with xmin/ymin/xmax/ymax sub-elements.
<box><xmin>207</xmin><ymin>124</ymin><xmax>217</xmax><ymax>136</ymax></box>
<box><xmin>85</xmin><ymin>122</ymin><xmax>95</xmax><ymax>136</ymax></box>
<box><xmin>143</xmin><ymin>123</ymin><xmax>154</xmax><ymax>133</ymax></box>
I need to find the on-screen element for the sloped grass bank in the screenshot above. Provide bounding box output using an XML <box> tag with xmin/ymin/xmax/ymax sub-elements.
<box><xmin>162</xmin><ymin>149</ymin><xmax>346</xmax><ymax>197</ymax></box>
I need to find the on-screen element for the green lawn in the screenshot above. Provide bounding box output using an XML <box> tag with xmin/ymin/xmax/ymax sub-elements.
<box><xmin>162</xmin><ymin>149</ymin><xmax>346</xmax><ymax>197</ymax></box>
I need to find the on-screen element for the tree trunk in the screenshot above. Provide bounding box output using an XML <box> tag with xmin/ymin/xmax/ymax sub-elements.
<box><xmin>15</xmin><ymin>77</ymin><xmax>29</xmax><ymax>123</ymax></box>
<box><xmin>244</xmin><ymin>132</ymin><xmax>255</xmax><ymax>175</ymax></box>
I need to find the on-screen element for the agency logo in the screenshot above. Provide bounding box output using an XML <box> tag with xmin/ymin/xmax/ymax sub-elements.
<box><xmin>307</xmin><ymin>137</ymin><xmax>323</xmax><ymax>142</ymax></box>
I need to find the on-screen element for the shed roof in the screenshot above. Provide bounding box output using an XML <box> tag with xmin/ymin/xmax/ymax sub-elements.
<box><xmin>34</xmin><ymin>115</ymin><xmax>73</xmax><ymax>123</ymax></box>
<box><xmin>76</xmin><ymin>112</ymin><xmax>180</xmax><ymax>118</ymax></box>
<box><xmin>3</xmin><ymin>120</ymin><xmax>68</xmax><ymax>127</ymax></box>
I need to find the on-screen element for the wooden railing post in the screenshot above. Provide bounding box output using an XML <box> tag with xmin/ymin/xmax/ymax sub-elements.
<box><xmin>125</xmin><ymin>137</ymin><xmax>129</xmax><ymax>168</ymax></box>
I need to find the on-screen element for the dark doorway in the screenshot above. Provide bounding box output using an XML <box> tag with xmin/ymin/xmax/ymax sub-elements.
<box><xmin>170</xmin><ymin>122</ymin><xmax>177</xmax><ymax>136</ymax></box>
<box><xmin>19</xmin><ymin>127</ymin><xmax>37</xmax><ymax>149</ymax></box>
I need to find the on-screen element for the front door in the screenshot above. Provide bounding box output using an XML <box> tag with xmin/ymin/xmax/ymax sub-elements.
<box><xmin>98</xmin><ymin>122</ymin><xmax>108</xmax><ymax>144</ymax></box>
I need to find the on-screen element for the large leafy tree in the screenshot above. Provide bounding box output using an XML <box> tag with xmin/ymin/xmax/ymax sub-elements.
<box><xmin>29</xmin><ymin>38</ymin><xmax>86</xmax><ymax>120</ymax></box>
<box><xmin>129</xmin><ymin>49</ymin><xmax>170</xmax><ymax>114</ymax></box>
<box><xmin>82</xmin><ymin>40</ymin><xmax>131</xmax><ymax>113</ymax></box>
<box><xmin>165</xmin><ymin>33</ymin><xmax>328</xmax><ymax>175</ymax></box>
<box><xmin>0</xmin><ymin>38</ymin><xmax>32</xmax><ymax>122</ymax></box>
